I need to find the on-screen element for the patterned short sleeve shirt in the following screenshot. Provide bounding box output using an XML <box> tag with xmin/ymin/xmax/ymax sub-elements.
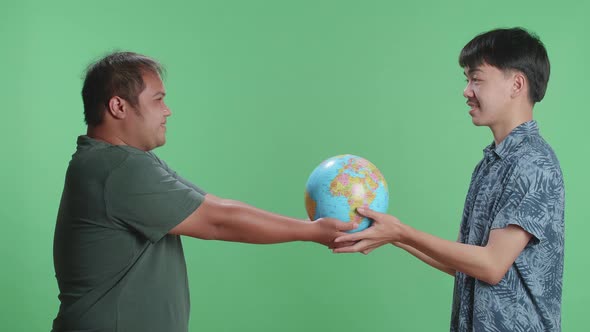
<box><xmin>451</xmin><ymin>121</ymin><xmax>565</xmax><ymax>332</ymax></box>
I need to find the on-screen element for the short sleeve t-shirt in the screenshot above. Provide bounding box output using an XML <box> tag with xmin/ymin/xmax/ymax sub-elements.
<box><xmin>52</xmin><ymin>136</ymin><xmax>205</xmax><ymax>332</ymax></box>
<box><xmin>451</xmin><ymin>121</ymin><xmax>565</xmax><ymax>331</ymax></box>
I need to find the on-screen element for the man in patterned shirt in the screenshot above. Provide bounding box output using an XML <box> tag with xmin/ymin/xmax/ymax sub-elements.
<box><xmin>333</xmin><ymin>27</ymin><xmax>565</xmax><ymax>331</ymax></box>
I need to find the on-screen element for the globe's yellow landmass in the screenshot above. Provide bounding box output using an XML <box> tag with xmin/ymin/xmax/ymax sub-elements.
<box><xmin>304</xmin><ymin>190</ymin><xmax>317</xmax><ymax>220</ymax></box>
<box><xmin>329</xmin><ymin>158</ymin><xmax>384</xmax><ymax>222</ymax></box>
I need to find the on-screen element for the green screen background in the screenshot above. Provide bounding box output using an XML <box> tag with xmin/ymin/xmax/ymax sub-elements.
<box><xmin>2</xmin><ymin>0</ymin><xmax>588</xmax><ymax>331</ymax></box>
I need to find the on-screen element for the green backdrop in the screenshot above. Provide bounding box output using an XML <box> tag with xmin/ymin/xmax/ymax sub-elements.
<box><xmin>2</xmin><ymin>0</ymin><xmax>588</xmax><ymax>331</ymax></box>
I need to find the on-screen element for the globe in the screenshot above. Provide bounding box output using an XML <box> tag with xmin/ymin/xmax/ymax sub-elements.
<box><xmin>305</xmin><ymin>154</ymin><xmax>389</xmax><ymax>233</ymax></box>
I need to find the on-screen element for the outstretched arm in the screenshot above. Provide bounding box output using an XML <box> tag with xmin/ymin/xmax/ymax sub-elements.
<box><xmin>170</xmin><ymin>194</ymin><xmax>357</xmax><ymax>247</ymax></box>
<box><xmin>334</xmin><ymin>208</ymin><xmax>531</xmax><ymax>285</ymax></box>
<box><xmin>392</xmin><ymin>242</ymin><xmax>456</xmax><ymax>276</ymax></box>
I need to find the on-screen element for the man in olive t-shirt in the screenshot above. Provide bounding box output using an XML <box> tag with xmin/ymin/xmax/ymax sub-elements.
<box><xmin>53</xmin><ymin>137</ymin><xmax>203</xmax><ymax>331</ymax></box>
<box><xmin>52</xmin><ymin>52</ymin><xmax>356</xmax><ymax>332</ymax></box>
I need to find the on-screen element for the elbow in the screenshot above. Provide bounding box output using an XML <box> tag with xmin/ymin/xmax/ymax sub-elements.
<box><xmin>206</xmin><ymin>198</ymin><xmax>242</xmax><ymax>240</ymax></box>
<box><xmin>480</xmin><ymin>265</ymin><xmax>507</xmax><ymax>286</ymax></box>
<box><xmin>210</xmin><ymin>198</ymin><xmax>236</xmax><ymax>224</ymax></box>
<box><xmin>193</xmin><ymin>198</ymin><xmax>237</xmax><ymax>241</ymax></box>
<box><xmin>170</xmin><ymin>196</ymin><xmax>241</xmax><ymax>240</ymax></box>
<box><xmin>482</xmin><ymin>275</ymin><xmax>502</xmax><ymax>286</ymax></box>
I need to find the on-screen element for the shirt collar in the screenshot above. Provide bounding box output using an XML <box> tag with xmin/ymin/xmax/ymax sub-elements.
<box><xmin>77</xmin><ymin>135</ymin><xmax>109</xmax><ymax>149</ymax></box>
<box><xmin>483</xmin><ymin>120</ymin><xmax>539</xmax><ymax>160</ymax></box>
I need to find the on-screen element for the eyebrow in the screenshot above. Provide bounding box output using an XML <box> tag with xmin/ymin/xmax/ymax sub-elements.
<box><xmin>464</xmin><ymin>68</ymin><xmax>482</xmax><ymax>76</ymax></box>
<box><xmin>153</xmin><ymin>91</ymin><xmax>166</xmax><ymax>98</ymax></box>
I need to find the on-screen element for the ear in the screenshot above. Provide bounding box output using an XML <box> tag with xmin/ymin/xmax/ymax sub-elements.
<box><xmin>107</xmin><ymin>96</ymin><xmax>128</xmax><ymax>120</ymax></box>
<box><xmin>511</xmin><ymin>72</ymin><xmax>527</xmax><ymax>99</ymax></box>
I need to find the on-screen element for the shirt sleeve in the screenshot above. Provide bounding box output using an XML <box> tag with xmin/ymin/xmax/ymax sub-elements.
<box><xmin>148</xmin><ymin>152</ymin><xmax>207</xmax><ymax>195</ymax></box>
<box><xmin>105</xmin><ymin>151</ymin><xmax>205</xmax><ymax>243</ymax></box>
<box><xmin>491</xmin><ymin>161</ymin><xmax>560</xmax><ymax>245</ymax></box>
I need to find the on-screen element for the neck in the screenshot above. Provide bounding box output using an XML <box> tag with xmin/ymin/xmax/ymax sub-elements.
<box><xmin>87</xmin><ymin>126</ymin><xmax>127</xmax><ymax>146</ymax></box>
<box><xmin>490</xmin><ymin>105</ymin><xmax>533</xmax><ymax>146</ymax></box>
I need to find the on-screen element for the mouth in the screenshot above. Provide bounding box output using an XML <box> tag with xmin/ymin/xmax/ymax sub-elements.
<box><xmin>466</xmin><ymin>100</ymin><xmax>479</xmax><ymax>114</ymax></box>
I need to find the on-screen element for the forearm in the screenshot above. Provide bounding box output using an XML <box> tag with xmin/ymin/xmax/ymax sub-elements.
<box><xmin>400</xmin><ymin>225</ymin><xmax>497</xmax><ymax>284</ymax></box>
<box><xmin>394</xmin><ymin>242</ymin><xmax>455</xmax><ymax>276</ymax></box>
<box><xmin>209</xmin><ymin>199</ymin><xmax>315</xmax><ymax>244</ymax></box>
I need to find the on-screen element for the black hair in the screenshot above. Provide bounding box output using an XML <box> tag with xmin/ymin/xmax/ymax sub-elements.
<box><xmin>459</xmin><ymin>27</ymin><xmax>550</xmax><ymax>103</ymax></box>
<box><xmin>81</xmin><ymin>51</ymin><xmax>165</xmax><ymax>126</ymax></box>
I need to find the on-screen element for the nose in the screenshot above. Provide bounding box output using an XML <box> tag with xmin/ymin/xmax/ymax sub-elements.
<box><xmin>463</xmin><ymin>83</ymin><xmax>474</xmax><ymax>99</ymax></box>
<box><xmin>164</xmin><ymin>103</ymin><xmax>172</xmax><ymax>117</ymax></box>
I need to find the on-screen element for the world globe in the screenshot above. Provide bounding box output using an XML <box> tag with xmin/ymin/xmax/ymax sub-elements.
<box><xmin>305</xmin><ymin>154</ymin><xmax>389</xmax><ymax>233</ymax></box>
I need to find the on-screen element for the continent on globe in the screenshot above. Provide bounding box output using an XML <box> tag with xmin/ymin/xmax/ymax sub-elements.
<box><xmin>305</xmin><ymin>154</ymin><xmax>389</xmax><ymax>233</ymax></box>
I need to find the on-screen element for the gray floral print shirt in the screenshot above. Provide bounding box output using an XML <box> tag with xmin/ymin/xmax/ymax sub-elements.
<box><xmin>451</xmin><ymin>120</ymin><xmax>565</xmax><ymax>332</ymax></box>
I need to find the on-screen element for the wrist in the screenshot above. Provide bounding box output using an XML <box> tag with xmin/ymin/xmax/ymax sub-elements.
<box><xmin>301</xmin><ymin>219</ymin><xmax>318</xmax><ymax>242</ymax></box>
<box><xmin>397</xmin><ymin>223</ymin><xmax>414</xmax><ymax>245</ymax></box>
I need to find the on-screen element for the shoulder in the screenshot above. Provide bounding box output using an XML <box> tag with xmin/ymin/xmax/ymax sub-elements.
<box><xmin>506</xmin><ymin>138</ymin><xmax>564</xmax><ymax>195</ymax></box>
<box><xmin>70</xmin><ymin>144</ymin><xmax>163</xmax><ymax>181</ymax></box>
<box><xmin>106</xmin><ymin>148</ymin><xmax>169</xmax><ymax>182</ymax></box>
<box><xmin>511</xmin><ymin>135</ymin><xmax>562</xmax><ymax>177</ymax></box>
<box><xmin>67</xmin><ymin>144</ymin><xmax>137</xmax><ymax>179</ymax></box>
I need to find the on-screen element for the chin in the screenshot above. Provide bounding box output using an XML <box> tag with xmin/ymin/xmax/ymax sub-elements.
<box><xmin>470</xmin><ymin>113</ymin><xmax>487</xmax><ymax>127</ymax></box>
<box><xmin>471</xmin><ymin>118</ymin><xmax>485</xmax><ymax>126</ymax></box>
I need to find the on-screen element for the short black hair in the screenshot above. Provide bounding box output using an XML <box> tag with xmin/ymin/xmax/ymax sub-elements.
<box><xmin>459</xmin><ymin>27</ymin><xmax>550</xmax><ymax>103</ymax></box>
<box><xmin>81</xmin><ymin>51</ymin><xmax>165</xmax><ymax>126</ymax></box>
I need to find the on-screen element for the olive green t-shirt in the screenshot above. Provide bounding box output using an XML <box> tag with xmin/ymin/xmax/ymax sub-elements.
<box><xmin>52</xmin><ymin>136</ymin><xmax>205</xmax><ymax>332</ymax></box>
